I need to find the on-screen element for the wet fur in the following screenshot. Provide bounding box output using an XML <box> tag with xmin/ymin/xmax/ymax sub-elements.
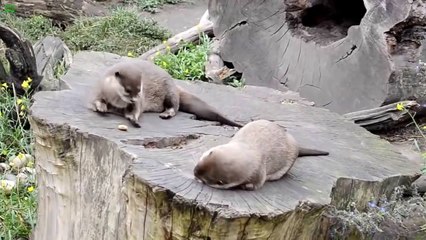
<box><xmin>193</xmin><ymin>120</ymin><xmax>329</xmax><ymax>190</ymax></box>
<box><xmin>89</xmin><ymin>59</ymin><xmax>242</xmax><ymax>128</ymax></box>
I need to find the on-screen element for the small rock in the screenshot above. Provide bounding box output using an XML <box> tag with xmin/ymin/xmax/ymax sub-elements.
<box><xmin>412</xmin><ymin>175</ymin><xmax>426</xmax><ymax>194</ymax></box>
<box><xmin>16</xmin><ymin>173</ymin><xmax>28</xmax><ymax>184</ymax></box>
<box><xmin>21</xmin><ymin>167</ymin><xmax>36</xmax><ymax>175</ymax></box>
<box><xmin>10</xmin><ymin>154</ymin><xmax>30</xmax><ymax>170</ymax></box>
<box><xmin>118</xmin><ymin>124</ymin><xmax>128</xmax><ymax>131</ymax></box>
<box><xmin>0</xmin><ymin>162</ymin><xmax>10</xmax><ymax>172</ymax></box>
<box><xmin>0</xmin><ymin>179</ymin><xmax>16</xmax><ymax>193</ymax></box>
<box><xmin>3</xmin><ymin>173</ymin><xmax>16</xmax><ymax>182</ymax></box>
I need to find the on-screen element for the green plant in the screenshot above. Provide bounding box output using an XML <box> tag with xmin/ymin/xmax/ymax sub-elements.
<box><xmin>154</xmin><ymin>33</ymin><xmax>211</xmax><ymax>80</ymax></box>
<box><xmin>0</xmin><ymin>80</ymin><xmax>33</xmax><ymax>162</ymax></box>
<box><xmin>124</xmin><ymin>0</ymin><xmax>184</xmax><ymax>13</ymax></box>
<box><xmin>396</xmin><ymin>102</ymin><xmax>426</xmax><ymax>174</ymax></box>
<box><xmin>0</xmin><ymin>13</ymin><xmax>60</xmax><ymax>43</ymax></box>
<box><xmin>61</xmin><ymin>7</ymin><xmax>171</xmax><ymax>56</ymax></box>
<box><xmin>0</xmin><ymin>183</ymin><xmax>37</xmax><ymax>240</ymax></box>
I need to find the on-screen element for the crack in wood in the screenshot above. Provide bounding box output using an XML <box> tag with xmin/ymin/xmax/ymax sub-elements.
<box><xmin>336</xmin><ymin>44</ymin><xmax>357</xmax><ymax>63</ymax></box>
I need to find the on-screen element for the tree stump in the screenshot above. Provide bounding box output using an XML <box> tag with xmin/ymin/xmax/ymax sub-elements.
<box><xmin>208</xmin><ymin>0</ymin><xmax>426</xmax><ymax>114</ymax></box>
<box><xmin>28</xmin><ymin>51</ymin><xmax>423</xmax><ymax>239</ymax></box>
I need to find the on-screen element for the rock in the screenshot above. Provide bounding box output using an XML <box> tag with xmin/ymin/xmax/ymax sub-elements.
<box><xmin>412</xmin><ymin>174</ymin><xmax>426</xmax><ymax>194</ymax></box>
<box><xmin>117</xmin><ymin>124</ymin><xmax>128</xmax><ymax>131</ymax></box>
<box><xmin>0</xmin><ymin>179</ymin><xmax>15</xmax><ymax>193</ymax></box>
<box><xmin>10</xmin><ymin>154</ymin><xmax>29</xmax><ymax>170</ymax></box>
<box><xmin>28</xmin><ymin>51</ymin><xmax>421</xmax><ymax>240</ymax></box>
<box><xmin>33</xmin><ymin>36</ymin><xmax>73</xmax><ymax>92</ymax></box>
<box><xmin>0</xmin><ymin>162</ymin><xmax>10</xmax><ymax>172</ymax></box>
<box><xmin>16</xmin><ymin>173</ymin><xmax>28</xmax><ymax>185</ymax></box>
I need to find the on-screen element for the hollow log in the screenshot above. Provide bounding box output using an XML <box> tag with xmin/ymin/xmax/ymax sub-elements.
<box><xmin>2</xmin><ymin>0</ymin><xmax>107</xmax><ymax>23</ymax></box>
<box><xmin>0</xmin><ymin>24</ymin><xmax>42</xmax><ymax>95</ymax></box>
<box><xmin>208</xmin><ymin>0</ymin><xmax>426</xmax><ymax>114</ymax></box>
<box><xmin>28</xmin><ymin>51</ymin><xmax>423</xmax><ymax>240</ymax></box>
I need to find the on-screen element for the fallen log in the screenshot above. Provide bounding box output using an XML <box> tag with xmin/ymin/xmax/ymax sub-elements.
<box><xmin>2</xmin><ymin>0</ymin><xmax>108</xmax><ymax>23</ymax></box>
<box><xmin>208</xmin><ymin>0</ymin><xmax>426</xmax><ymax>114</ymax></box>
<box><xmin>29</xmin><ymin>51</ymin><xmax>422</xmax><ymax>240</ymax></box>
<box><xmin>343</xmin><ymin>100</ymin><xmax>426</xmax><ymax>132</ymax></box>
<box><xmin>0</xmin><ymin>24</ymin><xmax>42</xmax><ymax>95</ymax></box>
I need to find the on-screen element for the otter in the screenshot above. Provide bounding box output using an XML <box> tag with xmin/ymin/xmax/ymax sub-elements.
<box><xmin>193</xmin><ymin>119</ymin><xmax>329</xmax><ymax>190</ymax></box>
<box><xmin>89</xmin><ymin>59</ymin><xmax>242</xmax><ymax>128</ymax></box>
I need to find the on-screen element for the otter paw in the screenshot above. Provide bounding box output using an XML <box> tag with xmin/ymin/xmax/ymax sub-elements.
<box><xmin>159</xmin><ymin>112</ymin><xmax>173</xmax><ymax>119</ymax></box>
<box><xmin>240</xmin><ymin>183</ymin><xmax>256</xmax><ymax>191</ymax></box>
<box><xmin>94</xmin><ymin>101</ymin><xmax>108</xmax><ymax>113</ymax></box>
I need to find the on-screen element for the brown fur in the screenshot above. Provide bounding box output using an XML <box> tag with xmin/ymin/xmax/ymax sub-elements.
<box><xmin>193</xmin><ymin>120</ymin><xmax>329</xmax><ymax>190</ymax></box>
<box><xmin>89</xmin><ymin>59</ymin><xmax>242</xmax><ymax>128</ymax></box>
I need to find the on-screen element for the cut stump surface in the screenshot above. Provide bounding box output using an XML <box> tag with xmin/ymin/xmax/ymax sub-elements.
<box><xmin>29</xmin><ymin>51</ymin><xmax>420</xmax><ymax>240</ymax></box>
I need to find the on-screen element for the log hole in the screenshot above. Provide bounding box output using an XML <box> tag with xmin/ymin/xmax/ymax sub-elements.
<box><xmin>121</xmin><ymin>134</ymin><xmax>200</xmax><ymax>149</ymax></box>
<box><xmin>289</xmin><ymin>0</ymin><xmax>366</xmax><ymax>45</ymax></box>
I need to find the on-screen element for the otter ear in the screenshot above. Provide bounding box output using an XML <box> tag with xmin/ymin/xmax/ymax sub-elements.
<box><xmin>209</xmin><ymin>151</ymin><xmax>213</xmax><ymax>156</ymax></box>
<box><xmin>115</xmin><ymin>71</ymin><xmax>120</xmax><ymax>77</ymax></box>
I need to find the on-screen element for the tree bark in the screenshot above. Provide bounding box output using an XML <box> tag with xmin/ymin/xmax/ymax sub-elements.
<box><xmin>29</xmin><ymin>51</ymin><xmax>424</xmax><ymax>240</ymax></box>
<box><xmin>208</xmin><ymin>0</ymin><xmax>426</xmax><ymax>114</ymax></box>
<box><xmin>0</xmin><ymin>24</ymin><xmax>42</xmax><ymax>95</ymax></box>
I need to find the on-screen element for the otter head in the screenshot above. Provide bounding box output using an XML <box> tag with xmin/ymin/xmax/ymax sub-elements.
<box><xmin>114</xmin><ymin>71</ymin><xmax>142</xmax><ymax>104</ymax></box>
<box><xmin>193</xmin><ymin>145</ymin><xmax>253</xmax><ymax>189</ymax></box>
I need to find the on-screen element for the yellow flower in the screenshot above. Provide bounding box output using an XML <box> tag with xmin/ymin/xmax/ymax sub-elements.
<box><xmin>27</xmin><ymin>160</ymin><xmax>34</xmax><ymax>168</ymax></box>
<box><xmin>20</xmin><ymin>105</ymin><xmax>26</xmax><ymax>111</ymax></box>
<box><xmin>396</xmin><ymin>102</ymin><xmax>404</xmax><ymax>111</ymax></box>
<box><xmin>27</xmin><ymin>186</ymin><xmax>34</xmax><ymax>193</ymax></box>
<box><xmin>0</xmin><ymin>82</ymin><xmax>8</xmax><ymax>90</ymax></box>
<box><xmin>17</xmin><ymin>152</ymin><xmax>25</xmax><ymax>160</ymax></box>
<box><xmin>127</xmin><ymin>51</ymin><xmax>134</xmax><ymax>57</ymax></box>
<box><xmin>184</xmin><ymin>69</ymin><xmax>189</xmax><ymax>74</ymax></box>
<box><xmin>21</xmin><ymin>80</ymin><xmax>30</xmax><ymax>91</ymax></box>
<box><xmin>162</xmin><ymin>61</ymin><xmax>168</xmax><ymax>67</ymax></box>
<box><xmin>27</xmin><ymin>77</ymin><xmax>32</xmax><ymax>83</ymax></box>
<box><xmin>17</xmin><ymin>98</ymin><xmax>23</xmax><ymax>105</ymax></box>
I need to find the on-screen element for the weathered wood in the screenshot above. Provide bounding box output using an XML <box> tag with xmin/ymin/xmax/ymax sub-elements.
<box><xmin>205</xmin><ymin>38</ymin><xmax>236</xmax><ymax>84</ymax></box>
<box><xmin>33</xmin><ymin>36</ymin><xmax>73</xmax><ymax>91</ymax></box>
<box><xmin>343</xmin><ymin>100</ymin><xmax>424</xmax><ymax>132</ymax></box>
<box><xmin>28</xmin><ymin>51</ymin><xmax>422</xmax><ymax>240</ymax></box>
<box><xmin>208</xmin><ymin>0</ymin><xmax>426</xmax><ymax>114</ymax></box>
<box><xmin>0</xmin><ymin>24</ymin><xmax>42</xmax><ymax>95</ymax></box>
<box><xmin>3</xmin><ymin>0</ymin><xmax>107</xmax><ymax>23</ymax></box>
<box><xmin>139</xmin><ymin>14</ymin><xmax>213</xmax><ymax>60</ymax></box>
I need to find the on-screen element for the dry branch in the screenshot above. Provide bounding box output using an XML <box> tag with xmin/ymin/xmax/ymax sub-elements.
<box><xmin>139</xmin><ymin>11</ymin><xmax>213</xmax><ymax>61</ymax></box>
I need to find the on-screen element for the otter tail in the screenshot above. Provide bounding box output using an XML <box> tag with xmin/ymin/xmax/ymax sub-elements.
<box><xmin>177</xmin><ymin>87</ymin><xmax>242</xmax><ymax>128</ymax></box>
<box><xmin>298</xmin><ymin>147</ymin><xmax>329</xmax><ymax>157</ymax></box>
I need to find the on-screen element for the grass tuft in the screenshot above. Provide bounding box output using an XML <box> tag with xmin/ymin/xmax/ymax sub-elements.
<box><xmin>124</xmin><ymin>0</ymin><xmax>184</xmax><ymax>13</ymax></box>
<box><xmin>62</xmin><ymin>7</ymin><xmax>171</xmax><ymax>56</ymax></box>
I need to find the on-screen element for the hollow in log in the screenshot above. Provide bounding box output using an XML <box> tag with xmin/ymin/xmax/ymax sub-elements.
<box><xmin>208</xmin><ymin>0</ymin><xmax>426</xmax><ymax>114</ymax></box>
